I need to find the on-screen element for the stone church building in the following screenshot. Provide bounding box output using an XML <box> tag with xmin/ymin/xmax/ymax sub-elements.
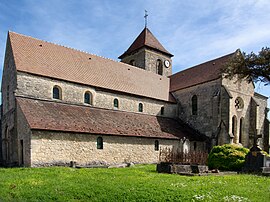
<box><xmin>0</xmin><ymin>27</ymin><xmax>269</xmax><ymax>167</ymax></box>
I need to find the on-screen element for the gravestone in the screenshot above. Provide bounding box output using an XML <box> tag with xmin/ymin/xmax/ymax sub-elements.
<box><xmin>243</xmin><ymin>145</ymin><xmax>270</xmax><ymax>174</ymax></box>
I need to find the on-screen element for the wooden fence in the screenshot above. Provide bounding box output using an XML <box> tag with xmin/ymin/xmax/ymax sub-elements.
<box><xmin>159</xmin><ymin>147</ymin><xmax>208</xmax><ymax>165</ymax></box>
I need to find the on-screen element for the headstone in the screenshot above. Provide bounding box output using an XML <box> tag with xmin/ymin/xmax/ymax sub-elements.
<box><xmin>243</xmin><ymin>145</ymin><xmax>270</xmax><ymax>174</ymax></box>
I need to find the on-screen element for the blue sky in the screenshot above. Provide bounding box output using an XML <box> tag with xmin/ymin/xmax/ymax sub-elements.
<box><xmin>0</xmin><ymin>0</ymin><xmax>270</xmax><ymax>106</ymax></box>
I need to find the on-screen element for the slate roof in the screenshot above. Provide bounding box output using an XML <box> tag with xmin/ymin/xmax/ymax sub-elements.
<box><xmin>170</xmin><ymin>52</ymin><xmax>235</xmax><ymax>92</ymax></box>
<box><xmin>17</xmin><ymin>97</ymin><xmax>205</xmax><ymax>141</ymax></box>
<box><xmin>119</xmin><ymin>28</ymin><xmax>173</xmax><ymax>59</ymax></box>
<box><xmin>8</xmin><ymin>31</ymin><xmax>173</xmax><ymax>102</ymax></box>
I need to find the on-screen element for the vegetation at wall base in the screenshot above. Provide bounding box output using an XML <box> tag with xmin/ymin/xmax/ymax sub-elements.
<box><xmin>0</xmin><ymin>164</ymin><xmax>270</xmax><ymax>201</ymax></box>
<box><xmin>208</xmin><ymin>144</ymin><xmax>249</xmax><ymax>171</ymax></box>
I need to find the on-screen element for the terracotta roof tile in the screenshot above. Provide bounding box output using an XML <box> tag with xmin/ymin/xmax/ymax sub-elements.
<box><xmin>170</xmin><ymin>53</ymin><xmax>235</xmax><ymax>92</ymax></box>
<box><xmin>119</xmin><ymin>28</ymin><xmax>173</xmax><ymax>59</ymax></box>
<box><xmin>9</xmin><ymin>31</ymin><xmax>172</xmax><ymax>102</ymax></box>
<box><xmin>17</xmin><ymin>97</ymin><xmax>203</xmax><ymax>141</ymax></box>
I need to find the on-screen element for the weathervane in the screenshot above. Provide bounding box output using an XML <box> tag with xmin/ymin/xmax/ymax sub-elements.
<box><xmin>144</xmin><ymin>10</ymin><xmax>148</xmax><ymax>28</ymax></box>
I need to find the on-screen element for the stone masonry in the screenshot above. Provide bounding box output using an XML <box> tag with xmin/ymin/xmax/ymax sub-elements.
<box><xmin>16</xmin><ymin>72</ymin><xmax>177</xmax><ymax>118</ymax></box>
<box><xmin>30</xmin><ymin>130</ymin><xmax>181</xmax><ymax>167</ymax></box>
<box><xmin>121</xmin><ymin>48</ymin><xmax>172</xmax><ymax>77</ymax></box>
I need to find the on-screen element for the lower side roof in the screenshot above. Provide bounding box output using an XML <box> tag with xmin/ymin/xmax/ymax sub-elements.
<box><xmin>17</xmin><ymin>97</ymin><xmax>205</xmax><ymax>141</ymax></box>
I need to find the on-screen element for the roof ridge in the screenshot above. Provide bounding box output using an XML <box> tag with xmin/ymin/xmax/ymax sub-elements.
<box><xmin>9</xmin><ymin>30</ymin><xmax>171</xmax><ymax>102</ymax></box>
<box><xmin>8</xmin><ymin>31</ymin><xmax>119</xmax><ymax>63</ymax></box>
<box><xmin>9</xmin><ymin>31</ymin><xmax>168</xmax><ymax>78</ymax></box>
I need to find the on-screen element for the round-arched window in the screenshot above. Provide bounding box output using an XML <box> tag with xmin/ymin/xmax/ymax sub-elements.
<box><xmin>138</xmin><ymin>103</ymin><xmax>143</xmax><ymax>112</ymax></box>
<box><xmin>53</xmin><ymin>85</ymin><xmax>62</xmax><ymax>100</ymax></box>
<box><xmin>114</xmin><ymin>98</ymin><xmax>119</xmax><ymax>108</ymax></box>
<box><xmin>84</xmin><ymin>91</ymin><xmax>92</xmax><ymax>105</ymax></box>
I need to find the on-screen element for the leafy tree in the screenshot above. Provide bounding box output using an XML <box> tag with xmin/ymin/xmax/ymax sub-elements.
<box><xmin>224</xmin><ymin>47</ymin><xmax>270</xmax><ymax>85</ymax></box>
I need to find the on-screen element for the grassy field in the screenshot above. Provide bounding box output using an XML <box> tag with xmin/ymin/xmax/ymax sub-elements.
<box><xmin>0</xmin><ymin>164</ymin><xmax>269</xmax><ymax>202</ymax></box>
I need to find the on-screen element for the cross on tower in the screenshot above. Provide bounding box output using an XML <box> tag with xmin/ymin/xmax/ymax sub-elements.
<box><xmin>144</xmin><ymin>10</ymin><xmax>148</xmax><ymax>28</ymax></box>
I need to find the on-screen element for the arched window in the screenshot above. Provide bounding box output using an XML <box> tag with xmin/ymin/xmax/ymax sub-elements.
<box><xmin>84</xmin><ymin>91</ymin><xmax>92</xmax><ymax>104</ymax></box>
<box><xmin>232</xmin><ymin>116</ymin><xmax>238</xmax><ymax>143</ymax></box>
<box><xmin>113</xmin><ymin>98</ymin><xmax>119</xmax><ymax>108</ymax></box>
<box><xmin>155</xmin><ymin>140</ymin><xmax>159</xmax><ymax>151</ymax></box>
<box><xmin>239</xmin><ymin>118</ymin><xmax>244</xmax><ymax>144</ymax></box>
<box><xmin>53</xmin><ymin>85</ymin><xmax>62</xmax><ymax>100</ymax></box>
<box><xmin>193</xmin><ymin>142</ymin><xmax>197</xmax><ymax>151</ymax></box>
<box><xmin>138</xmin><ymin>103</ymin><xmax>143</xmax><ymax>112</ymax></box>
<box><xmin>160</xmin><ymin>106</ymin><xmax>164</xmax><ymax>115</ymax></box>
<box><xmin>156</xmin><ymin>59</ymin><xmax>163</xmax><ymax>75</ymax></box>
<box><xmin>97</xmin><ymin>137</ymin><xmax>103</xmax><ymax>149</ymax></box>
<box><xmin>192</xmin><ymin>95</ymin><xmax>198</xmax><ymax>115</ymax></box>
<box><xmin>129</xmin><ymin>60</ymin><xmax>135</xmax><ymax>66</ymax></box>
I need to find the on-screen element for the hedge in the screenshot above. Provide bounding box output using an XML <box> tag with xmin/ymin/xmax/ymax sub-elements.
<box><xmin>208</xmin><ymin>144</ymin><xmax>249</xmax><ymax>171</ymax></box>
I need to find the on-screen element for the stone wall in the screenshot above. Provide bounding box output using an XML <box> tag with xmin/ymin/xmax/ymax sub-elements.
<box><xmin>172</xmin><ymin>79</ymin><xmax>222</xmax><ymax>138</ymax></box>
<box><xmin>16</xmin><ymin>103</ymin><xmax>32</xmax><ymax>166</ymax></box>
<box><xmin>172</xmin><ymin>77</ymin><xmax>268</xmax><ymax>149</ymax></box>
<box><xmin>16</xmin><ymin>72</ymin><xmax>177</xmax><ymax>118</ymax></box>
<box><xmin>31</xmin><ymin>130</ymin><xmax>182</xmax><ymax>167</ymax></box>
<box><xmin>120</xmin><ymin>48</ymin><xmax>172</xmax><ymax>77</ymax></box>
<box><xmin>145</xmin><ymin>49</ymin><xmax>172</xmax><ymax>77</ymax></box>
<box><xmin>253</xmin><ymin>93</ymin><xmax>269</xmax><ymax>151</ymax></box>
<box><xmin>222</xmin><ymin>77</ymin><xmax>255</xmax><ymax>147</ymax></box>
<box><xmin>218</xmin><ymin>86</ymin><xmax>231</xmax><ymax>145</ymax></box>
<box><xmin>1</xmin><ymin>36</ymin><xmax>18</xmax><ymax>165</ymax></box>
<box><xmin>120</xmin><ymin>49</ymin><xmax>146</xmax><ymax>70</ymax></box>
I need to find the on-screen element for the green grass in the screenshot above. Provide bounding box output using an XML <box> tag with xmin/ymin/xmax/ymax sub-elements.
<box><xmin>0</xmin><ymin>164</ymin><xmax>269</xmax><ymax>201</ymax></box>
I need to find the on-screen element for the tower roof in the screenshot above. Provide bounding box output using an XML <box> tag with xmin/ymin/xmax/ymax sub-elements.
<box><xmin>119</xmin><ymin>27</ymin><xmax>173</xmax><ymax>59</ymax></box>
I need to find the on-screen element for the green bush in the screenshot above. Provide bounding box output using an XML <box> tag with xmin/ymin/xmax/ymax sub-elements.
<box><xmin>208</xmin><ymin>144</ymin><xmax>249</xmax><ymax>171</ymax></box>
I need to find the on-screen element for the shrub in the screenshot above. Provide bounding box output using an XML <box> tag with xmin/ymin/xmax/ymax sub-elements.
<box><xmin>208</xmin><ymin>144</ymin><xmax>249</xmax><ymax>171</ymax></box>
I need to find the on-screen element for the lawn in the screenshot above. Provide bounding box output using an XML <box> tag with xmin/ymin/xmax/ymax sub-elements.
<box><xmin>0</xmin><ymin>164</ymin><xmax>269</xmax><ymax>202</ymax></box>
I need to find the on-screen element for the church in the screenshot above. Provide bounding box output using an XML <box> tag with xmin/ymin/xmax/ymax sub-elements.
<box><xmin>0</xmin><ymin>26</ymin><xmax>269</xmax><ymax>167</ymax></box>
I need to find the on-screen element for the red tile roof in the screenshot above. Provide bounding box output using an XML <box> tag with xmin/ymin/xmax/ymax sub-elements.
<box><xmin>17</xmin><ymin>97</ymin><xmax>204</xmax><ymax>141</ymax></box>
<box><xmin>9</xmin><ymin>31</ymin><xmax>173</xmax><ymax>102</ymax></box>
<box><xmin>170</xmin><ymin>53</ymin><xmax>235</xmax><ymax>92</ymax></box>
<box><xmin>119</xmin><ymin>28</ymin><xmax>173</xmax><ymax>59</ymax></box>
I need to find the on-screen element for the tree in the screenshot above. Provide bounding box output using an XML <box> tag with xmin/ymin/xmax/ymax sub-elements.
<box><xmin>224</xmin><ymin>47</ymin><xmax>270</xmax><ymax>85</ymax></box>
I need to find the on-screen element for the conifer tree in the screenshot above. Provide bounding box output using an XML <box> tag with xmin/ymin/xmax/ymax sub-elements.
<box><xmin>224</xmin><ymin>47</ymin><xmax>270</xmax><ymax>85</ymax></box>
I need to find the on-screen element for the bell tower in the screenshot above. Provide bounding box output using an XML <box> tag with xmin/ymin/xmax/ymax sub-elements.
<box><xmin>118</xmin><ymin>27</ymin><xmax>174</xmax><ymax>77</ymax></box>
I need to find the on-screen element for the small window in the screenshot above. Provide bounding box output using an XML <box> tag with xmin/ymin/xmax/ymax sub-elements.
<box><xmin>154</xmin><ymin>140</ymin><xmax>159</xmax><ymax>151</ymax></box>
<box><xmin>138</xmin><ymin>103</ymin><xmax>143</xmax><ymax>112</ymax></box>
<box><xmin>156</xmin><ymin>59</ymin><xmax>163</xmax><ymax>75</ymax></box>
<box><xmin>232</xmin><ymin>116</ymin><xmax>237</xmax><ymax>143</ymax></box>
<box><xmin>193</xmin><ymin>142</ymin><xmax>197</xmax><ymax>151</ymax></box>
<box><xmin>114</xmin><ymin>98</ymin><xmax>119</xmax><ymax>108</ymax></box>
<box><xmin>53</xmin><ymin>85</ymin><xmax>62</xmax><ymax>100</ymax></box>
<box><xmin>161</xmin><ymin>107</ymin><xmax>164</xmax><ymax>115</ymax></box>
<box><xmin>84</xmin><ymin>91</ymin><xmax>92</xmax><ymax>104</ymax></box>
<box><xmin>192</xmin><ymin>95</ymin><xmax>197</xmax><ymax>115</ymax></box>
<box><xmin>239</xmin><ymin>118</ymin><xmax>244</xmax><ymax>144</ymax></box>
<box><xmin>97</xmin><ymin>137</ymin><xmax>103</xmax><ymax>149</ymax></box>
<box><xmin>129</xmin><ymin>60</ymin><xmax>135</xmax><ymax>66</ymax></box>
